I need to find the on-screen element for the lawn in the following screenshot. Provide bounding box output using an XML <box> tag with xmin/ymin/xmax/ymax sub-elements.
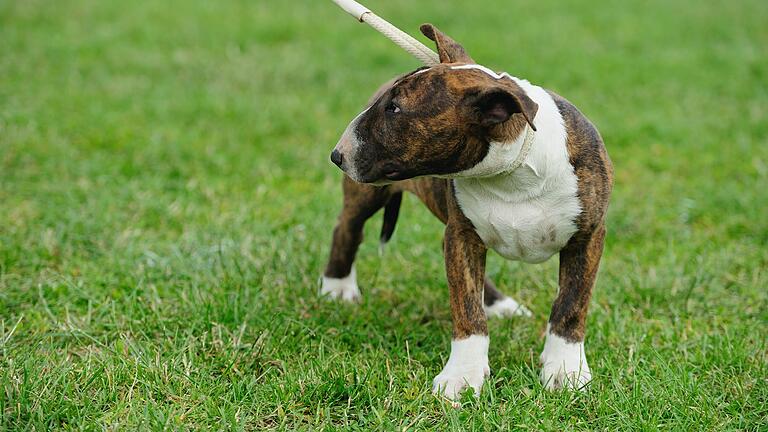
<box><xmin>1</xmin><ymin>0</ymin><xmax>767</xmax><ymax>429</ymax></box>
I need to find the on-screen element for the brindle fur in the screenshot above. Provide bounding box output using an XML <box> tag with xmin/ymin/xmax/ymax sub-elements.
<box><xmin>420</xmin><ymin>24</ymin><xmax>474</xmax><ymax>64</ymax></box>
<box><xmin>548</xmin><ymin>92</ymin><xmax>614</xmax><ymax>342</ymax></box>
<box><xmin>483</xmin><ymin>278</ymin><xmax>506</xmax><ymax>307</ymax></box>
<box><xmin>442</xmin><ymin>183</ymin><xmax>488</xmax><ymax>339</ymax></box>
<box><xmin>324</xmin><ymin>176</ymin><xmax>491</xmax><ymax>338</ymax></box>
<box><xmin>324</xmin><ymin>24</ymin><xmax>612</xmax><ymax>348</ymax></box>
<box><xmin>324</xmin><ymin>176</ymin><xmax>391</xmax><ymax>279</ymax></box>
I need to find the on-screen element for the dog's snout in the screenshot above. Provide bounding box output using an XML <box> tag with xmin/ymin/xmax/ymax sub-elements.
<box><xmin>330</xmin><ymin>149</ymin><xmax>343</xmax><ymax>168</ymax></box>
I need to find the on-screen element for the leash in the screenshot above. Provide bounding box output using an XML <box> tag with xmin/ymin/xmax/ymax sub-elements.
<box><xmin>331</xmin><ymin>0</ymin><xmax>440</xmax><ymax>66</ymax></box>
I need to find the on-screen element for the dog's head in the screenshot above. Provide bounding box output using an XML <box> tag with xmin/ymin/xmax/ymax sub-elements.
<box><xmin>331</xmin><ymin>24</ymin><xmax>539</xmax><ymax>184</ymax></box>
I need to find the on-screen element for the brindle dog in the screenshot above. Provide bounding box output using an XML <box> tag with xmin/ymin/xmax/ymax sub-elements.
<box><xmin>322</xmin><ymin>24</ymin><xmax>613</xmax><ymax>400</ymax></box>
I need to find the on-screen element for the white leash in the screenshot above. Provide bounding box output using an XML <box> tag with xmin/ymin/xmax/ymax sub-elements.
<box><xmin>331</xmin><ymin>0</ymin><xmax>440</xmax><ymax>66</ymax></box>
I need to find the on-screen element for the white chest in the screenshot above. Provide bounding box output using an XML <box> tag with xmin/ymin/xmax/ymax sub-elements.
<box><xmin>454</xmin><ymin>168</ymin><xmax>581</xmax><ymax>263</ymax></box>
<box><xmin>452</xmin><ymin>74</ymin><xmax>581</xmax><ymax>263</ymax></box>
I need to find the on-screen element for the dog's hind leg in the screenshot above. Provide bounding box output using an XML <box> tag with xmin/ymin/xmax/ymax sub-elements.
<box><xmin>321</xmin><ymin>176</ymin><xmax>393</xmax><ymax>302</ymax></box>
<box><xmin>483</xmin><ymin>278</ymin><xmax>532</xmax><ymax>318</ymax></box>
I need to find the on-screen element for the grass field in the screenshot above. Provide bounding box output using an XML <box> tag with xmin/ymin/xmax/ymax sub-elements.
<box><xmin>2</xmin><ymin>0</ymin><xmax>767</xmax><ymax>429</ymax></box>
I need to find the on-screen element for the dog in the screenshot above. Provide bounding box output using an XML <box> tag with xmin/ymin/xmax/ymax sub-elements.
<box><xmin>321</xmin><ymin>24</ymin><xmax>613</xmax><ymax>400</ymax></box>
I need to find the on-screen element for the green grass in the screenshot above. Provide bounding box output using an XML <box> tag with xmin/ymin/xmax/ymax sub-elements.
<box><xmin>1</xmin><ymin>0</ymin><xmax>767</xmax><ymax>429</ymax></box>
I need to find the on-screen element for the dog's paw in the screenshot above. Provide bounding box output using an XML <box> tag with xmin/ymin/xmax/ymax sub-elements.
<box><xmin>432</xmin><ymin>364</ymin><xmax>489</xmax><ymax>400</ymax></box>
<box><xmin>432</xmin><ymin>336</ymin><xmax>490</xmax><ymax>400</ymax></box>
<box><xmin>484</xmin><ymin>296</ymin><xmax>532</xmax><ymax>318</ymax></box>
<box><xmin>540</xmin><ymin>359</ymin><xmax>591</xmax><ymax>390</ymax></box>
<box><xmin>319</xmin><ymin>266</ymin><xmax>360</xmax><ymax>302</ymax></box>
<box><xmin>540</xmin><ymin>328</ymin><xmax>591</xmax><ymax>390</ymax></box>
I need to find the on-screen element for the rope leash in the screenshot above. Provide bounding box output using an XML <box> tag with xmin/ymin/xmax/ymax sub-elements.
<box><xmin>331</xmin><ymin>0</ymin><xmax>440</xmax><ymax>66</ymax></box>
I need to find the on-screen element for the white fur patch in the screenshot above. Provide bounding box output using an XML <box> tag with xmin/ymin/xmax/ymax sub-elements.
<box><xmin>452</xmin><ymin>70</ymin><xmax>581</xmax><ymax>264</ymax></box>
<box><xmin>333</xmin><ymin>108</ymin><xmax>370</xmax><ymax>182</ymax></box>
<box><xmin>484</xmin><ymin>297</ymin><xmax>532</xmax><ymax>318</ymax></box>
<box><xmin>320</xmin><ymin>266</ymin><xmax>361</xmax><ymax>302</ymax></box>
<box><xmin>432</xmin><ymin>335</ymin><xmax>490</xmax><ymax>400</ymax></box>
<box><xmin>451</xmin><ymin>63</ymin><xmax>515</xmax><ymax>81</ymax></box>
<box><xmin>540</xmin><ymin>324</ymin><xmax>591</xmax><ymax>390</ymax></box>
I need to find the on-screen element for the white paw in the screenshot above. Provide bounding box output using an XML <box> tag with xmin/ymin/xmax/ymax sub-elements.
<box><xmin>432</xmin><ymin>335</ymin><xmax>490</xmax><ymax>400</ymax></box>
<box><xmin>484</xmin><ymin>296</ymin><xmax>532</xmax><ymax>318</ymax></box>
<box><xmin>540</xmin><ymin>326</ymin><xmax>592</xmax><ymax>390</ymax></box>
<box><xmin>320</xmin><ymin>266</ymin><xmax>361</xmax><ymax>302</ymax></box>
<box><xmin>433</xmin><ymin>364</ymin><xmax>490</xmax><ymax>401</ymax></box>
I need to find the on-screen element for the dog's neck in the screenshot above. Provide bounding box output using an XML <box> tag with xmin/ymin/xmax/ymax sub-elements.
<box><xmin>451</xmin><ymin>116</ymin><xmax>533</xmax><ymax>179</ymax></box>
<box><xmin>452</xmin><ymin>76</ymin><xmax>575</xmax><ymax>205</ymax></box>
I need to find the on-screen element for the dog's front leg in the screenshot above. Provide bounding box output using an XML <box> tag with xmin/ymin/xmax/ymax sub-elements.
<box><xmin>540</xmin><ymin>223</ymin><xmax>606</xmax><ymax>390</ymax></box>
<box><xmin>432</xmin><ymin>220</ymin><xmax>490</xmax><ymax>400</ymax></box>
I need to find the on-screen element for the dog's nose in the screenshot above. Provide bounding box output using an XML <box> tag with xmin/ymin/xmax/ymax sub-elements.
<box><xmin>330</xmin><ymin>149</ymin><xmax>343</xmax><ymax>168</ymax></box>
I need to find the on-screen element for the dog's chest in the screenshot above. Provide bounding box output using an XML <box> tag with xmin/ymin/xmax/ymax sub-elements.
<box><xmin>452</xmin><ymin>76</ymin><xmax>582</xmax><ymax>263</ymax></box>
<box><xmin>454</xmin><ymin>165</ymin><xmax>581</xmax><ymax>263</ymax></box>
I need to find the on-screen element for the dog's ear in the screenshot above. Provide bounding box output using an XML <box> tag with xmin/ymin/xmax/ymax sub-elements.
<box><xmin>420</xmin><ymin>23</ymin><xmax>474</xmax><ymax>64</ymax></box>
<box><xmin>471</xmin><ymin>85</ymin><xmax>538</xmax><ymax>131</ymax></box>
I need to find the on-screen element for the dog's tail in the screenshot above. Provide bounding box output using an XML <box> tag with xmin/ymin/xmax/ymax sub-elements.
<box><xmin>380</xmin><ymin>191</ymin><xmax>402</xmax><ymax>245</ymax></box>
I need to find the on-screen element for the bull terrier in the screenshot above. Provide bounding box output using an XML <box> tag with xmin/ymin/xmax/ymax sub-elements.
<box><xmin>321</xmin><ymin>24</ymin><xmax>613</xmax><ymax>400</ymax></box>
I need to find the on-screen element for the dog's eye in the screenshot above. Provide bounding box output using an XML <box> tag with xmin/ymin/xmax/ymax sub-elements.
<box><xmin>385</xmin><ymin>102</ymin><xmax>401</xmax><ymax>114</ymax></box>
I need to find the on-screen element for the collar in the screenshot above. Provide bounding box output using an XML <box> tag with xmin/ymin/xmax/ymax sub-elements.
<box><xmin>505</xmin><ymin>124</ymin><xmax>535</xmax><ymax>174</ymax></box>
